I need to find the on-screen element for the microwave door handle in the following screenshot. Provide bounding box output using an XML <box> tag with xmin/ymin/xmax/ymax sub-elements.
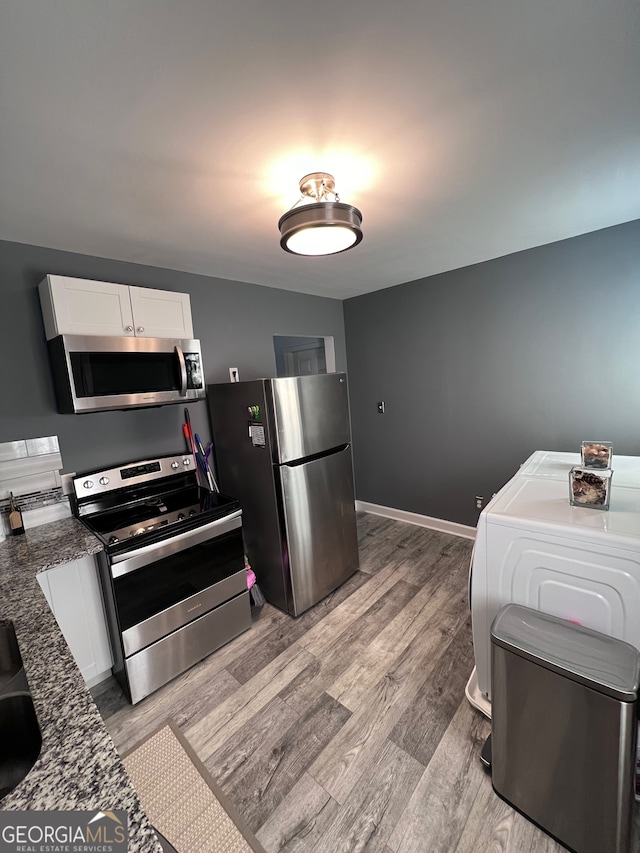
<box><xmin>176</xmin><ymin>345</ymin><xmax>188</xmax><ymax>396</ymax></box>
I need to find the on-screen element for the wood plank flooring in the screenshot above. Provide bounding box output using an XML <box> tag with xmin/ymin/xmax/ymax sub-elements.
<box><xmin>94</xmin><ymin>513</ymin><xmax>630</xmax><ymax>853</ymax></box>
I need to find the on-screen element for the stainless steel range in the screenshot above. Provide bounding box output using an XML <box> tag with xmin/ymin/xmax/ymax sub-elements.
<box><xmin>71</xmin><ymin>454</ymin><xmax>251</xmax><ymax>704</ymax></box>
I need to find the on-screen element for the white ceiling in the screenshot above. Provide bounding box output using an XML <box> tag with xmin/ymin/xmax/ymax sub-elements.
<box><xmin>1</xmin><ymin>1</ymin><xmax>639</xmax><ymax>299</ymax></box>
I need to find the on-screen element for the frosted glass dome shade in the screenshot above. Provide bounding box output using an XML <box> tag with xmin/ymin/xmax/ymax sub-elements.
<box><xmin>279</xmin><ymin>202</ymin><xmax>363</xmax><ymax>256</ymax></box>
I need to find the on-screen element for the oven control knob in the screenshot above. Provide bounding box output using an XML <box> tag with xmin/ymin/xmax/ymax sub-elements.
<box><xmin>83</xmin><ymin>480</ymin><xmax>94</xmax><ymax>490</ymax></box>
<box><xmin>183</xmin><ymin>458</ymin><xmax>191</xmax><ymax>466</ymax></box>
<box><xmin>99</xmin><ymin>477</ymin><xmax>109</xmax><ymax>486</ymax></box>
<box><xmin>108</xmin><ymin>536</ymin><xmax>119</xmax><ymax>545</ymax></box>
<box><xmin>171</xmin><ymin>461</ymin><xmax>179</xmax><ymax>469</ymax></box>
<box><xmin>189</xmin><ymin>509</ymin><xmax>197</xmax><ymax>517</ymax></box>
<box><xmin>177</xmin><ymin>513</ymin><xmax>185</xmax><ymax>520</ymax></box>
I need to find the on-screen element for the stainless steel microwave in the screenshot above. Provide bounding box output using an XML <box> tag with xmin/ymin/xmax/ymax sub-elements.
<box><xmin>46</xmin><ymin>334</ymin><xmax>206</xmax><ymax>413</ymax></box>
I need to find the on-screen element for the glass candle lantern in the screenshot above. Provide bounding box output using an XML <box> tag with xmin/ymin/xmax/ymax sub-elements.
<box><xmin>569</xmin><ymin>466</ymin><xmax>612</xmax><ymax>510</ymax></box>
<box><xmin>581</xmin><ymin>441</ymin><xmax>613</xmax><ymax>469</ymax></box>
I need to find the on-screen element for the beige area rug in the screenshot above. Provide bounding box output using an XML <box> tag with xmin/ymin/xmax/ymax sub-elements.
<box><xmin>123</xmin><ymin>720</ymin><xmax>266</xmax><ymax>853</ymax></box>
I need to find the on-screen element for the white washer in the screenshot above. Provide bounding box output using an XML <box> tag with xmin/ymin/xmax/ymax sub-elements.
<box><xmin>467</xmin><ymin>451</ymin><xmax>640</xmax><ymax>718</ymax></box>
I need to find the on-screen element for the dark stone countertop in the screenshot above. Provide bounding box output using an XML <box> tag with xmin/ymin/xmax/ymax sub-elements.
<box><xmin>0</xmin><ymin>517</ymin><xmax>162</xmax><ymax>853</ymax></box>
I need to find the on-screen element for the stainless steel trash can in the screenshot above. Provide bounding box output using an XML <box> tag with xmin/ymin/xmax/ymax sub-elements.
<box><xmin>491</xmin><ymin>604</ymin><xmax>640</xmax><ymax>853</ymax></box>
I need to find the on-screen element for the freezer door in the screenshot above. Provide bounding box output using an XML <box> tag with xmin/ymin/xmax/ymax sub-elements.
<box><xmin>270</xmin><ymin>373</ymin><xmax>351</xmax><ymax>463</ymax></box>
<box><xmin>280</xmin><ymin>445</ymin><xmax>359</xmax><ymax>615</ymax></box>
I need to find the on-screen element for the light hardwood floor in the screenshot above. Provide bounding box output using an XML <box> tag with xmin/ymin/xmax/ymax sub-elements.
<box><xmin>93</xmin><ymin>513</ymin><xmax>634</xmax><ymax>853</ymax></box>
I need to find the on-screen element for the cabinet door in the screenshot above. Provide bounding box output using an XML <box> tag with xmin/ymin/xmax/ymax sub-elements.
<box><xmin>129</xmin><ymin>286</ymin><xmax>194</xmax><ymax>338</ymax></box>
<box><xmin>40</xmin><ymin>275</ymin><xmax>135</xmax><ymax>339</ymax></box>
<box><xmin>37</xmin><ymin>556</ymin><xmax>113</xmax><ymax>687</ymax></box>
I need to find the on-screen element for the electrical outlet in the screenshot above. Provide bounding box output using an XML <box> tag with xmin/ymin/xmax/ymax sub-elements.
<box><xmin>229</xmin><ymin>367</ymin><xmax>239</xmax><ymax>383</ymax></box>
<box><xmin>475</xmin><ymin>495</ymin><xmax>484</xmax><ymax>510</ymax></box>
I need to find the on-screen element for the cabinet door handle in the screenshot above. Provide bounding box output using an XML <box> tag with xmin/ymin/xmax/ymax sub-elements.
<box><xmin>137</xmin><ymin>326</ymin><xmax>145</xmax><ymax>333</ymax></box>
<box><xmin>125</xmin><ymin>325</ymin><xmax>134</xmax><ymax>333</ymax></box>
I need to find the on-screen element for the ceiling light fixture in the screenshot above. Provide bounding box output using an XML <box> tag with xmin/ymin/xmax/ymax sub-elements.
<box><xmin>278</xmin><ymin>172</ymin><xmax>363</xmax><ymax>256</ymax></box>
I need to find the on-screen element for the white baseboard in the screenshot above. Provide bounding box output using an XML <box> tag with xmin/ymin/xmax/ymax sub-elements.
<box><xmin>355</xmin><ymin>500</ymin><xmax>476</xmax><ymax>540</ymax></box>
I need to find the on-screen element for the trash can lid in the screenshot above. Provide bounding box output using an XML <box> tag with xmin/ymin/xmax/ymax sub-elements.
<box><xmin>491</xmin><ymin>604</ymin><xmax>640</xmax><ymax>701</ymax></box>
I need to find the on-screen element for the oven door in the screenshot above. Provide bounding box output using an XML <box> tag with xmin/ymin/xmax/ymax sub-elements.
<box><xmin>108</xmin><ymin>510</ymin><xmax>245</xmax><ymax>657</ymax></box>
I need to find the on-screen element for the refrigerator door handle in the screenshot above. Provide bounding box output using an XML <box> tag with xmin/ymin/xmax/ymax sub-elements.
<box><xmin>281</xmin><ymin>444</ymin><xmax>350</xmax><ymax>467</ymax></box>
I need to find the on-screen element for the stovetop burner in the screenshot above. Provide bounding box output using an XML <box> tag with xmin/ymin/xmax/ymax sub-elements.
<box><xmin>71</xmin><ymin>453</ymin><xmax>240</xmax><ymax>555</ymax></box>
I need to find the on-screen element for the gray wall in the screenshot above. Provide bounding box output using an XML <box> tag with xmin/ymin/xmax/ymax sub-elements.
<box><xmin>344</xmin><ymin>219</ymin><xmax>640</xmax><ymax>527</ymax></box>
<box><xmin>0</xmin><ymin>240</ymin><xmax>346</xmax><ymax>475</ymax></box>
<box><xmin>5</xmin><ymin>219</ymin><xmax>639</xmax><ymax>523</ymax></box>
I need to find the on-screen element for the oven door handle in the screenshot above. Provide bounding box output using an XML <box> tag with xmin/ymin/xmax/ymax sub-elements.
<box><xmin>110</xmin><ymin>510</ymin><xmax>242</xmax><ymax>578</ymax></box>
<box><xmin>176</xmin><ymin>345</ymin><xmax>188</xmax><ymax>396</ymax></box>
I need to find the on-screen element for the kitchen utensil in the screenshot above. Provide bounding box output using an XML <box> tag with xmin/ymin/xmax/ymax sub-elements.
<box><xmin>195</xmin><ymin>432</ymin><xmax>219</xmax><ymax>492</ymax></box>
<box><xmin>184</xmin><ymin>408</ymin><xmax>207</xmax><ymax>488</ymax></box>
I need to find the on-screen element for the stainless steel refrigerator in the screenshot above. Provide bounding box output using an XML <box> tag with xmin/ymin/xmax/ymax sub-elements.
<box><xmin>207</xmin><ymin>372</ymin><xmax>359</xmax><ymax>616</ymax></box>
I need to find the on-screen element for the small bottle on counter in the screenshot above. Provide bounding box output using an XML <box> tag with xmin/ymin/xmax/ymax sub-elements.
<box><xmin>8</xmin><ymin>492</ymin><xmax>25</xmax><ymax>536</ymax></box>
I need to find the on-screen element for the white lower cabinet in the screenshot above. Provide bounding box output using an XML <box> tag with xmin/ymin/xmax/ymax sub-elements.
<box><xmin>37</xmin><ymin>555</ymin><xmax>113</xmax><ymax>687</ymax></box>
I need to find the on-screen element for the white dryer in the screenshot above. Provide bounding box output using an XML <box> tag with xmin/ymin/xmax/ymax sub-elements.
<box><xmin>467</xmin><ymin>451</ymin><xmax>640</xmax><ymax>718</ymax></box>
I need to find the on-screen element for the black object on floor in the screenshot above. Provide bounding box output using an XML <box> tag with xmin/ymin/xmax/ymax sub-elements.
<box><xmin>250</xmin><ymin>582</ymin><xmax>266</xmax><ymax>608</ymax></box>
<box><xmin>480</xmin><ymin>734</ymin><xmax>492</xmax><ymax>771</ymax></box>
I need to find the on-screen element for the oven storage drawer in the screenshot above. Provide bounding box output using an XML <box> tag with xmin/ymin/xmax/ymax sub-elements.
<box><xmin>121</xmin><ymin>566</ymin><xmax>247</xmax><ymax>656</ymax></box>
<box><xmin>108</xmin><ymin>521</ymin><xmax>245</xmax><ymax>656</ymax></box>
<box><xmin>124</xmin><ymin>590</ymin><xmax>251</xmax><ymax>704</ymax></box>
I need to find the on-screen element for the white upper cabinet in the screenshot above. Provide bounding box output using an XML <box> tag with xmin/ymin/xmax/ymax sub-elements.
<box><xmin>128</xmin><ymin>285</ymin><xmax>193</xmax><ymax>339</ymax></box>
<box><xmin>38</xmin><ymin>275</ymin><xmax>194</xmax><ymax>340</ymax></box>
<box><xmin>39</xmin><ymin>276</ymin><xmax>134</xmax><ymax>338</ymax></box>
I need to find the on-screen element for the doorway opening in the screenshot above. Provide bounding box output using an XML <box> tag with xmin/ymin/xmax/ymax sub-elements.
<box><xmin>273</xmin><ymin>335</ymin><xmax>336</xmax><ymax>377</ymax></box>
